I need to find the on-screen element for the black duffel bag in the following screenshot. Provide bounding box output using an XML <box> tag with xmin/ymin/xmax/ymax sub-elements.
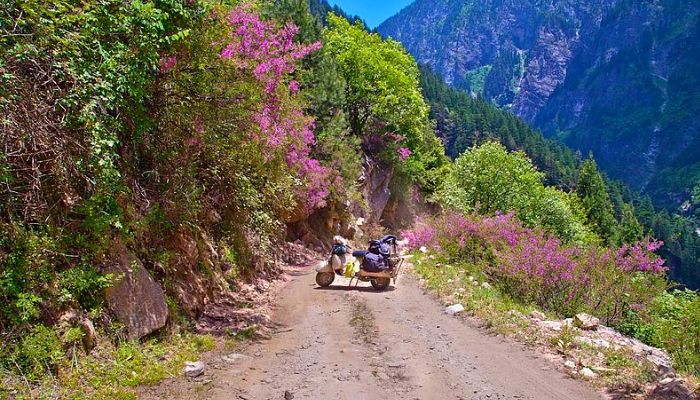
<box><xmin>362</xmin><ymin>252</ymin><xmax>389</xmax><ymax>272</ymax></box>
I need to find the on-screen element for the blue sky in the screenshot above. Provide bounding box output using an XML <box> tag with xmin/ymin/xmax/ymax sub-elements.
<box><xmin>328</xmin><ymin>0</ymin><xmax>414</xmax><ymax>28</ymax></box>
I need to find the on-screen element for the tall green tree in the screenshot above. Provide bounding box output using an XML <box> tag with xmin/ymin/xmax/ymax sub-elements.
<box><xmin>322</xmin><ymin>13</ymin><xmax>447</xmax><ymax>194</ymax></box>
<box><xmin>576</xmin><ymin>158</ymin><xmax>619</xmax><ymax>243</ymax></box>
<box><xmin>618</xmin><ymin>204</ymin><xmax>645</xmax><ymax>244</ymax></box>
<box><xmin>323</xmin><ymin>14</ymin><xmax>428</xmax><ymax>147</ymax></box>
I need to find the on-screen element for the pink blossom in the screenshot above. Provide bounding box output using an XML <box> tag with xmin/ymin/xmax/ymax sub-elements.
<box><xmin>289</xmin><ymin>80</ymin><xmax>300</xmax><ymax>94</ymax></box>
<box><xmin>159</xmin><ymin>55</ymin><xmax>177</xmax><ymax>73</ymax></box>
<box><xmin>397</xmin><ymin>147</ymin><xmax>411</xmax><ymax>162</ymax></box>
<box><xmin>402</xmin><ymin>212</ymin><xmax>667</xmax><ymax>321</ymax></box>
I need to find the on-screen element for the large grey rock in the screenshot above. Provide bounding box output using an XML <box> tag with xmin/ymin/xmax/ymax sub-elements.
<box><xmin>573</xmin><ymin>313</ymin><xmax>600</xmax><ymax>330</ymax></box>
<box><xmin>579</xmin><ymin>367</ymin><xmax>597</xmax><ymax>379</ymax></box>
<box><xmin>445</xmin><ymin>304</ymin><xmax>465</xmax><ymax>315</ymax></box>
<box><xmin>359</xmin><ymin>156</ymin><xmax>394</xmax><ymax>223</ymax></box>
<box><xmin>104</xmin><ymin>244</ymin><xmax>169</xmax><ymax>339</ymax></box>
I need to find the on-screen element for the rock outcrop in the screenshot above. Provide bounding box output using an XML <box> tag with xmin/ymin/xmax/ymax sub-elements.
<box><xmin>358</xmin><ymin>155</ymin><xmax>394</xmax><ymax>224</ymax></box>
<box><xmin>103</xmin><ymin>243</ymin><xmax>169</xmax><ymax>339</ymax></box>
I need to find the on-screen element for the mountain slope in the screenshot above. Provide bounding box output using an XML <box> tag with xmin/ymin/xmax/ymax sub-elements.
<box><xmin>419</xmin><ymin>65</ymin><xmax>700</xmax><ymax>289</ymax></box>
<box><xmin>378</xmin><ymin>0</ymin><xmax>700</xmax><ymax>208</ymax></box>
<box><xmin>420</xmin><ymin>66</ymin><xmax>581</xmax><ymax>189</ymax></box>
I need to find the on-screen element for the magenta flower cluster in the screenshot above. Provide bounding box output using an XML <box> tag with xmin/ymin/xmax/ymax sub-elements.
<box><xmin>403</xmin><ymin>213</ymin><xmax>666</xmax><ymax>321</ymax></box>
<box><xmin>159</xmin><ymin>55</ymin><xmax>177</xmax><ymax>73</ymax></box>
<box><xmin>220</xmin><ymin>5</ymin><xmax>321</xmax><ymax>94</ymax></box>
<box><xmin>397</xmin><ymin>147</ymin><xmax>411</xmax><ymax>162</ymax></box>
<box><xmin>220</xmin><ymin>5</ymin><xmax>328</xmax><ymax>213</ymax></box>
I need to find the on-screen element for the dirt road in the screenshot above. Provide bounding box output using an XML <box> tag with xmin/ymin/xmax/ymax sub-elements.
<box><xmin>149</xmin><ymin>267</ymin><xmax>605</xmax><ymax>400</ymax></box>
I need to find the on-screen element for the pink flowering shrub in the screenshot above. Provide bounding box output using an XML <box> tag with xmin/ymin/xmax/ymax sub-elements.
<box><xmin>403</xmin><ymin>213</ymin><xmax>667</xmax><ymax>324</ymax></box>
<box><xmin>219</xmin><ymin>4</ymin><xmax>328</xmax><ymax>213</ymax></box>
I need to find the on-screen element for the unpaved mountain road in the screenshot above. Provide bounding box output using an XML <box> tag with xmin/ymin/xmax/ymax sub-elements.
<box><xmin>146</xmin><ymin>267</ymin><xmax>604</xmax><ymax>400</ymax></box>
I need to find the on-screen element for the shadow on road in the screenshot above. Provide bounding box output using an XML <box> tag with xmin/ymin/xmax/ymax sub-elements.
<box><xmin>314</xmin><ymin>285</ymin><xmax>396</xmax><ymax>293</ymax></box>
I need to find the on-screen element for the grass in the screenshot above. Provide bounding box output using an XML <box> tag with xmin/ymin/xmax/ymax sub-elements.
<box><xmin>1</xmin><ymin>333</ymin><xmax>216</xmax><ymax>400</ymax></box>
<box><xmin>348</xmin><ymin>298</ymin><xmax>377</xmax><ymax>344</ymax></box>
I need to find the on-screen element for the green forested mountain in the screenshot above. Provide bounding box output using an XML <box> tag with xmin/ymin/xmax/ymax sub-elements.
<box><xmin>420</xmin><ymin>66</ymin><xmax>580</xmax><ymax>190</ymax></box>
<box><xmin>378</xmin><ymin>0</ymin><xmax>700</xmax><ymax>211</ymax></box>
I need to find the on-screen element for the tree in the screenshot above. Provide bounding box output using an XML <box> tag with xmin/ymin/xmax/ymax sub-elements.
<box><xmin>322</xmin><ymin>13</ymin><xmax>448</xmax><ymax>194</ymax></box>
<box><xmin>323</xmin><ymin>14</ymin><xmax>429</xmax><ymax>151</ymax></box>
<box><xmin>576</xmin><ymin>158</ymin><xmax>619</xmax><ymax>243</ymax></box>
<box><xmin>618</xmin><ymin>204</ymin><xmax>644</xmax><ymax>244</ymax></box>
<box><xmin>442</xmin><ymin>142</ymin><xmax>595</xmax><ymax>243</ymax></box>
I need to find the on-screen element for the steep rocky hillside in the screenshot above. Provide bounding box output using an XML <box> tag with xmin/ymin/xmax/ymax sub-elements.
<box><xmin>378</xmin><ymin>0</ymin><xmax>700</xmax><ymax>208</ymax></box>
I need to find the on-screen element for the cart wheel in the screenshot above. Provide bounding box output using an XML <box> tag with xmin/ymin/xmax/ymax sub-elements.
<box><xmin>371</xmin><ymin>278</ymin><xmax>391</xmax><ymax>291</ymax></box>
<box><xmin>315</xmin><ymin>272</ymin><xmax>335</xmax><ymax>287</ymax></box>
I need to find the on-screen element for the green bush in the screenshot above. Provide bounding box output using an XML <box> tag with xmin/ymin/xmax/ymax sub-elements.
<box><xmin>440</xmin><ymin>142</ymin><xmax>596</xmax><ymax>243</ymax></box>
<box><xmin>621</xmin><ymin>290</ymin><xmax>700</xmax><ymax>375</ymax></box>
<box><xmin>12</xmin><ymin>325</ymin><xmax>65</xmax><ymax>381</ymax></box>
<box><xmin>0</xmin><ymin>224</ymin><xmax>111</xmax><ymax>327</ymax></box>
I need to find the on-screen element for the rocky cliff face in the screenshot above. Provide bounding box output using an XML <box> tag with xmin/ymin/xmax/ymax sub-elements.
<box><xmin>379</xmin><ymin>0</ymin><xmax>700</xmax><ymax>208</ymax></box>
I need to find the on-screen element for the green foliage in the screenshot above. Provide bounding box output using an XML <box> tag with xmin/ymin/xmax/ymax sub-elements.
<box><xmin>325</xmin><ymin>14</ymin><xmax>428</xmax><ymax>139</ymax></box>
<box><xmin>323</xmin><ymin>13</ymin><xmax>448</xmax><ymax>188</ymax></box>
<box><xmin>0</xmin><ymin>224</ymin><xmax>112</xmax><ymax>326</ymax></box>
<box><xmin>650</xmin><ymin>210</ymin><xmax>700</xmax><ymax>288</ymax></box>
<box><xmin>617</xmin><ymin>204</ymin><xmax>645</xmax><ymax>244</ymax></box>
<box><xmin>464</xmin><ymin>65</ymin><xmax>492</xmax><ymax>96</ymax></box>
<box><xmin>267</xmin><ymin>0</ymin><xmax>449</xmax><ymax>217</ymax></box>
<box><xmin>4</xmin><ymin>333</ymin><xmax>216</xmax><ymax>399</ymax></box>
<box><xmin>11</xmin><ymin>325</ymin><xmax>65</xmax><ymax>381</ymax></box>
<box><xmin>441</xmin><ymin>142</ymin><xmax>595</xmax><ymax>243</ymax></box>
<box><xmin>0</xmin><ymin>0</ymin><xmax>205</xmax><ymax>331</ymax></box>
<box><xmin>620</xmin><ymin>290</ymin><xmax>700</xmax><ymax>375</ymax></box>
<box><xmin>576</xmin><ymin>158</ymin><xmax>619</xmax><ymax>243</ymax></box>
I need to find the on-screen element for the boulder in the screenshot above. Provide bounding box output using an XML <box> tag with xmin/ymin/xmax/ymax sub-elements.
<box><xmin>529</xmin><ymin>310</ymin><xmax>547</xmax><ymax>321</ymax></box>
<box><xmin>573</xmin><ymin>313</ymin><xmax>600</xmax><ymax>330</ymax></box>
<box><xmin>57</xmin><ymin>310</ymin><xmax>97</xmax><ymax>353</ymax></box>
<box><xmin>648</xmin><ymin>378</ymin><xmax>697</xmax><ymax>400</ymax></box>
<box><xmin>184</xmin><ymin>361</ymin><xmax>206</xmax><ymax>378</ymax></box>
<box><xmin>104</xmin><ymin>243</ymin><xmax>169</xmax><ymax>339</ymax></box>
<box><xmin>445</xmin><ymin>304</ymin><xmax>465</xmax><ymax>315</ymax></box>
<box><xmin>79</xmin><ymin>318</ymin><xmax>97</xmax><ymax>352</ymax></box>
<box><xmin>579</xmin><ymin>367</ymin><xmax>597</xmax><ymax>379</ymax></box>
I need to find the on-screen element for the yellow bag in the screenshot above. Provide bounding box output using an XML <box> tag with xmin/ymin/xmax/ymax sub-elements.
<box><xmin>344</xmin><ymin>262</ymin><xmax>354</xmax><ymax>278</ymax></box>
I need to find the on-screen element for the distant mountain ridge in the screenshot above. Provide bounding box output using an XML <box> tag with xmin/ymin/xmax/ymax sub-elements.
<box><xmin>378</xmin><ymin>0</ymin><xmax>700</xmax><ymax>209</ymax></box>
